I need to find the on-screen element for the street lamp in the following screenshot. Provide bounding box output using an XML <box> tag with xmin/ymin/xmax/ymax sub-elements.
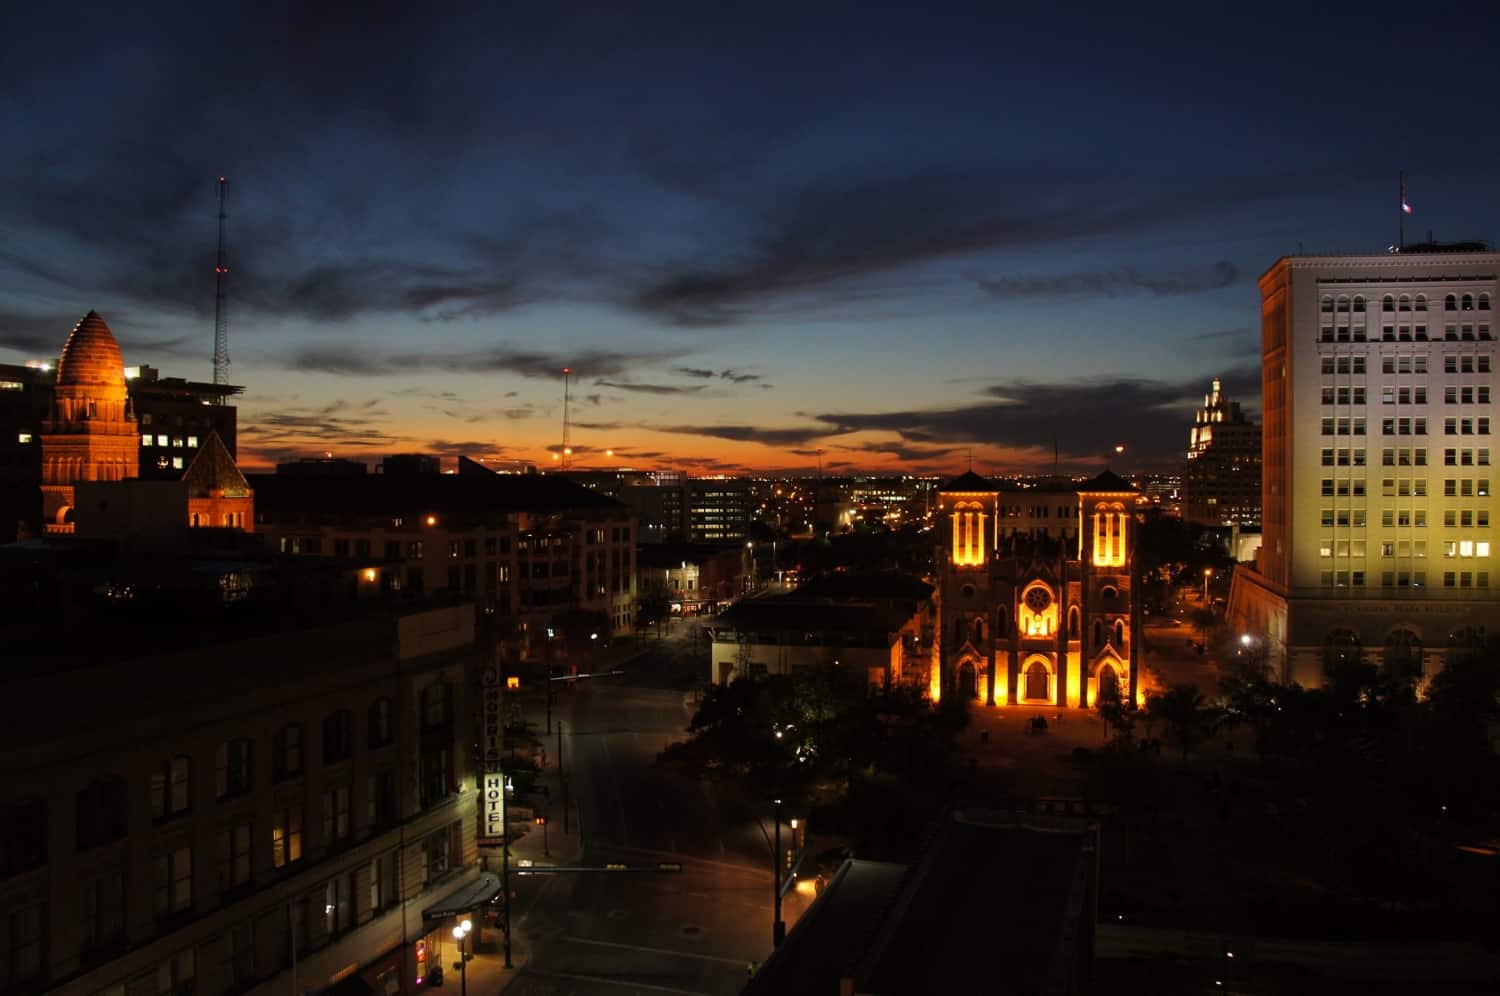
<box><xmin>1202</xmin><ymin>567</ymin><xmax>1213</xmax><ymax>606</ymax></box>
<box><xmin>451</xmin><ymin>918</ymin><xmax>472</xmax><ymax>996</ymax></box>
<box><xmin>772</xmin><ymin>796</ymin><xmax>785</xmax><ymax>947</ymax></box>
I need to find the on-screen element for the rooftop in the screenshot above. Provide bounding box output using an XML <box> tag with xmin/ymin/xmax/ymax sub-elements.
<box><xmin>747</xmin><ymin>817</ymin><xmax>1096</xmax><ymax>995</ymax></box>
<box><xmin>248</xmin><ymin>469</ymin><xmax>628</xmax><ymax>522</ymax></box>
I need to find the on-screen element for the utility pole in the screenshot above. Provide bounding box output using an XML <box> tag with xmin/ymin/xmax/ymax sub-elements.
<box><xmin>558</xmin><ymin>721</ymin><xmax>569</xmax><ymax>834</ymax></box>
<box><xmin>212</xmin><ymin>176</ymin><xmax>231</xmax><ymax>392</ymax></box>
<box><xmin>561</xmin><ymin>367</ymin><xmax>572</xmax><ymax>470</ymax></box>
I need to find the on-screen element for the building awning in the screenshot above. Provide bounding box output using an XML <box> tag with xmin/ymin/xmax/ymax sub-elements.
<box><xmin>321</xmin><ymin>974</ymin><xmax>375</xmax><ymax>996</ymax></box>
<box><xmin>421</xmin><ymin>872</ymin><xmax>501</xmax><ymax>922</ymax></box>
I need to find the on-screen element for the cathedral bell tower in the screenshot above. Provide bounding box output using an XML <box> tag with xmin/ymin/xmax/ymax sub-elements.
<box><xmin>937</xmin><ymin>470</ymin><xmax>1001</xmax><ymax>701</ymax></box>
<box><xmin>1076</xmin><ymin>470</ymin><xmax>1140</xmax><ymax>708</ymax></box>
<box><xmin>41</xmin><ymin>312</ymin><xmax>138</xmax><ymax>534</ymax></box>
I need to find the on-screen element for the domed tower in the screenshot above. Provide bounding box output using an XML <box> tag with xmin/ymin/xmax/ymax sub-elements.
<box><xmin>1076</xmin><ymin>469</ymin><xmax>1139</xmax><ymax>708</ymax></box>
<box><xmin>41</xmin><ymin>312</ymin><xmax>138</xmax><ymax>533</ymax></box>
<box><xmin>938</xmin><ymin>470</ymin><xmax>1000</xmax><ymax>701</ymax></box>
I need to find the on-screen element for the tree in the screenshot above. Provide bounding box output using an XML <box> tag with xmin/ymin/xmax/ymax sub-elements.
<box><xmin>1148</xmin><ymin>684</ymin><xmax>1216</xmax><ymax>761</ymax></box>
<box><xmin>634</xmin><ymin>578</ymin><xmax>672</xmax><ymax>639</ymax></box>
<box><xmin>1096</xmin><ymin>680</ymin><xmax>1134</xmax><ymax>745</ymax></box>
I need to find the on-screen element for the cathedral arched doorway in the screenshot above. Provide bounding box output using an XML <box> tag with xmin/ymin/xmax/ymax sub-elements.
<box><xmin>1022</xmin><ymin>656</ymin><xmax>1052</xmax><ymax>703</ymax></box>
<box><xmin>1096</xmin><ymin>662</ymin><xmax>1120</xmax><ymax>705</ymax></box>
<box><xmin>958</xmin><ymin>658</ymin><xmax>979</xmax><ymax>700</ymax></box>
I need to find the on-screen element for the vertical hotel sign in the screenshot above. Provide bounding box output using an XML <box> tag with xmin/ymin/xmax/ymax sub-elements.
<box><xmin>478</xmin><ymin>656</ymin><xmax>506</xmax><ymax>844</ymax></box>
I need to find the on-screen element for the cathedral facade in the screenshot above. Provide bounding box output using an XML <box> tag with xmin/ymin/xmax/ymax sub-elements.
<box><xmin>937</xmin><ymin>470</ymin><xmax>1142</xmax><ymax>709</ymax></box>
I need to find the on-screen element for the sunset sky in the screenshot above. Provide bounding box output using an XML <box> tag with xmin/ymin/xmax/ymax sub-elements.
<box><xmin>4</xmin><ymin>4</ymin><xmax>1500</xmax><ymax>476</ymax></box>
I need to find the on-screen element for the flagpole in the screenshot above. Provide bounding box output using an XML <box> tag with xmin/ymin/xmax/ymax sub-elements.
<box><xmin>1399</xmin><ymin>171</ymin><xmax>1405</xmax><ymax>250</ymax></box>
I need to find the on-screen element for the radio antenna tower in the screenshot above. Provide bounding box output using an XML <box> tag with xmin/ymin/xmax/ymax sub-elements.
<box><xmin>561</xmin><ymin>367</ymin><xmax>572</xmax><ymax>470</ymax></box>
<box><xmin>212</xmin><ymin>176</ymin><xmax>231</xmax><ymax>391</ymax></box>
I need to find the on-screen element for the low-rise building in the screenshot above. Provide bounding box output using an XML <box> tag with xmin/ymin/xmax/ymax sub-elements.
<box><xmin>706</xmin><ymin>573</ymin><xmax>934</xmax><ymax>688</ymax></box>
<box><xmin>251</xmin><ymin>458</ymin><xmax>637</xmax><ymax>642</ymax></box>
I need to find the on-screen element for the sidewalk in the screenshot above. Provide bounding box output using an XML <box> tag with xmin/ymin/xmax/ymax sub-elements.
<box><xmin>457</xmin><ymin>691</ymin><xmax>585</xmax><ymax>996</ymax></box>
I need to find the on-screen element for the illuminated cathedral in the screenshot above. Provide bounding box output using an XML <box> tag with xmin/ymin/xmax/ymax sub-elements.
<box><xmin>937</xmin><ymin>469</ymin><xmax>1141</xmax><ymax>708</ymax></box>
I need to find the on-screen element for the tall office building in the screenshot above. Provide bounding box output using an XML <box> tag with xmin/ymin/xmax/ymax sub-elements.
<box><xmin>1182</xmin><ymin>377</ymin><xmax>1261</xmax><ymax>527</ymax></box>
<box><xmin>1228</xmin><ymin>248</ymin><xmax>1499</xmax><ymax>685</ymax></box>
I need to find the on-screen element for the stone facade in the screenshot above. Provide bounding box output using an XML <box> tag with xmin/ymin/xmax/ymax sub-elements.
<box><xmin>938</xmin><ymin>470</ymin><xmax>1141</xmax><ymax>709</ymax></box>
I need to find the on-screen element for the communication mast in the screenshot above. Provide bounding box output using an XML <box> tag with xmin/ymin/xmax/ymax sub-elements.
<box><xmin>561</xmin><ymin>367</ymin><xmax>572</xmax><ymax>470</ymax></box>
<box><xmin>212</xmin><ymin>176</ymin><xmax>230</xmax><ymax>391</ymax></box>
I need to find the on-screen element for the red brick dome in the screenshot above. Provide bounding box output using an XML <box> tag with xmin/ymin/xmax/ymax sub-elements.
<box><xmin>56</xmin><ymin>311</ymin><xmax>127</xmax><ymax>400</ymax></box>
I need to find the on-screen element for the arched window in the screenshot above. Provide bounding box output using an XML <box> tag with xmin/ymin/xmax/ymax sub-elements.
<box><xmin>1352</xmin><ymin>295</ymin><xmax>1365</xmax><ymax>312</ymax></box>
<box><xmin>1100</xmin><ymin>585</ymin><xmax>1118</xmax><ymax>603</ymax></box>
<box><xmin>1320</xmin><ymin>295</ymin><xmax>1333</xmax><ymax>313</ymax></box>
<box><xmin>1461</xmin><ymin>294</ymin><xmax>1474</xmax><ymax>311</ymax></box>
<box><xmin>1415</xmin><ymin>294</ymin><xmax>1427</xmax><ymax>311</ymax></box>
<box><xmin>1480</xmin><ymin>293</ymin><xmax>1492</xmax><ymax>311</ymax></box>
<box><xmin>1382</xmin><ymin>295</ymin><xmax>1395</xmax><ymax>312</ymax></box>
<box><xmin>1025</xmin><ymin>661</ymin><xmax>1050</xmax><ymax>702</ymax></box>
<box><xmin>1067</xmin><ymin>606</ymin><xmax>1080</xmax><ymax>639</ymax></box>
<box><xmin>1092</xmin><ymin>620</ymin><xmax>1103</xmax><ymax>649</ymax></box>
<box><xmin>1096</xmin><ymin>663</ymin><xmax>1120</xmax><ymax>705</ymax></box>
<box><xmin>1398</xmin><ymin>294</ymin><xmax>1411</xmax><ymax>312</ymax></box>
<box><xmin>995</xmin><ymin>606</ymin><xmax>1009</xmax><ymax>638</ymax></box>
<box><xmin>150</xmin><ymin>755</ymin><xmax>192</xmax><ymax>821</ymax></box>
<box><xmin>1114</xmin><ymin>620</ymin><xmax>1125</xmax><ymax>646</ymax></box>
<box><xmin>368</xmin><ymin>697</ymin><xmax>393</xmax><ymax>748</ymax></box>
<box><xmin>1445</xmin><ymin>294</ymin><xmax>1457</xmax><ymax>311</ymax></box>
<box><xmin>274</xmin><ymin>723</ymin><xmax>303</xmax><ymax>781</ymax></box>
<box><xmin>322</xmin><ymin>710</ymin><xmax>353</xmax><ymax>764</ymax></box>
<box><xmin>973</xmin><ymin>617</ymin><xmax>986</xmax><ymax>643</ymax></box>
<box><xmin>1383</xmin><ymin>629</ymin><xmax>1423</xmax><ymax>678</ymax></box>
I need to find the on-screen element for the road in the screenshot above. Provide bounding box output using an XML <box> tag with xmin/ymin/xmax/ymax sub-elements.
<box><xmin>503</xmin><ymin>663</ymin><xmax>800</xmax><ymax>995</ymax></box>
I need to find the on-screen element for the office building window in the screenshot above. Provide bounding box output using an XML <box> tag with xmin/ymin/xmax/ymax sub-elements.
<box><xmin>322</xmin><ymin>711</ymin><xmax>353</xmax><ymax>764</ymax></box>
<box><xmin>82</xmin><ymin>871</ymin><xmax>125</xmax><ymax>952</ymax></box>
<box><xmin>150</xmin><ymin>756</ymin><xmax>192</xmax><ymax>821</ymax></box>
<box><xmin>324</xmin><ymin>874</ymin><xmax>354</xmax><ymax>938</ymax></box>
<box><xmin>274</xmin><ymin>724</ymin><xmax>303</xmax><ymax>781</ymax></box>
<box><xmin>368</xmin><ymin>698</ymin><xmax>393</xmax><ymax>748</ymax></box>
<box><xmin>155</xmin><ymin>949</ymin><xmax>194</xmax><ymax>996</ymax></box>
<box><xmin>322</xmin><ymin>785</ymin><xmax>351</xmax><ymax>847</ymax></box>
<box><xmin>217</xmin><ymin>822</ymin><xmax>252</xmax><ymax>892</ymax></box>
<box><xmin>153</xmin><ymin>846</ymin><xmax>193</xmax><ymax>917</ymax></box>
<box><xmin>216</xmin><ymin>739</ymin><xmax>254</xmax><ymax>799</ymax></box>
<box><xmin>271</xmin><ymin>806</ymin><xmax>303</xmax><ymax>868</ymax></box>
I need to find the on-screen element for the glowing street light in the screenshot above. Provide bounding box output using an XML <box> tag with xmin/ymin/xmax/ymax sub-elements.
<box><xmin>451</xmin><ymin>918</ymin><xmax>473</xmax><ymax>996</ymax></box>
<box><xmin>1203</xmin><ymin>567</ymin><xmax>1213</xmax><ymax>606</ymax></box>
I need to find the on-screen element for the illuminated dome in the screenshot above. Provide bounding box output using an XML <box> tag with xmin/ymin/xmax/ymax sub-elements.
<box><xmin>56</xmin><ymin>311</ymin><xmax>127</xmax><ymax>400</ymax></box>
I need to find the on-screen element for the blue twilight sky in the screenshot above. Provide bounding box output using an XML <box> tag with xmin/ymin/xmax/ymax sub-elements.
<box><xmin>2</xmin><ymin>2</ymin><xmax>1498</xmax><ymax>475</ymax></box>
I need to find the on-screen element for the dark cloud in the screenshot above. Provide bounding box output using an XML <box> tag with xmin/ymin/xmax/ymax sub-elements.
<box><xmin>650</xmin><ymin>423</ymin><xmax>854</xmax><ymax>447</ymax></box>
<box><xmin>974</xmin><ymin>260</ymin><xmax>1238</xmax><ymax>300</ymax></box>
<box><xmin>809</xmin><ymin>366</ymin><xmax>1261</xmax><ymax>469</ymax></box>
<box><xmin>719</xmin><ymin>369</ymin><xmax>761</xmax><ymax>383</ymax></box>
<box><xmin>290</xmin><ymin>345</ymin><xmax>675</xmax><ymax>380</ymax></box>
<box><xmin>838</xmin><ymin>439</ymin><xmax>961</xmax><ymax>463</ymax></box>
<box><xmin>673</xmin><ymin>366</ymin><xmax>717</xmax><ymax>379</ymax></box>
<box><xmin>593</xmin><ymin>380</ymin><xmax>708</xmax><ymax>396</ymax></box>
<box><xmin>625</xmin><ymin>167</ymin><xmax>1301</xmax><ymax>326</ymax></box>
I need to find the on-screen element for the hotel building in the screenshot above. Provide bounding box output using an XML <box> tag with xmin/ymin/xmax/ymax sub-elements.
<box><xmin>1228</xmin><ymin>248</ymin><xmax>1499</xmax><ymax>685</ymax></box>
<box><xmin>0</xmin><ymin>603</ymin><xmax>486</xmax><ymax>996</ymax></box>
